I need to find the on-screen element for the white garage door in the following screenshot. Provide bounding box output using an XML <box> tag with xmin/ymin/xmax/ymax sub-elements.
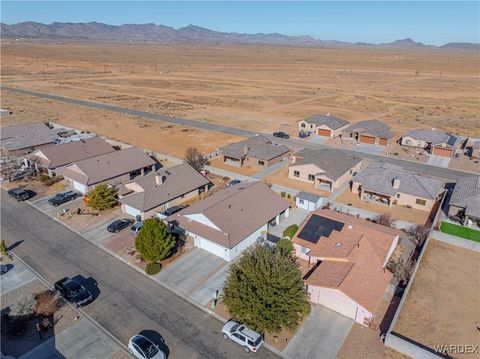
<box><xmin>195</xmin><ymin>236</ymin><xmax>229</xmax><ymax>260</ymax></box>
<box><xmin>72</xmin><ymin>181</ymin><xmax>87</xmax><ymax>194</ymax></box>
<box><xmin>318</xmin><ymin>291</ymin><xmax>357</xmax><ymax>320</ymax></box>
<box><xmin>124</xmin><ymin>205</ymin><xmax>142</xmax><ymax>218</ymax></box>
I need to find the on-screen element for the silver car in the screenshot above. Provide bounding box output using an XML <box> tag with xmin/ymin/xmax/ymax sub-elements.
<box><xmin>128</xmin><ymin>334</ymin><xmax>166</xmax><ymax>359</ymax></box>
<box><xmin>222</xmin><ymin>321</ymin><xmax>264</xmax><ymax>353</ymax></box>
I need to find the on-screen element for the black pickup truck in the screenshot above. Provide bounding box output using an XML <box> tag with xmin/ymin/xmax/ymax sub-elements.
<box><xmin>54</xmin><ymin>277</ymin><xmax>93</xmax><ymax>307</ymax></box>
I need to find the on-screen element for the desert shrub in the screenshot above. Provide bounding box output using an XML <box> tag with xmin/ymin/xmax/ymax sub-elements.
<box><xmin>145</xmin><ymin>262</ymin><xmax>162</xmax><ymax>275</ymax></box>
<box><xmin>280</xmin><ymin>191</ymin><xmax>286</xmax><ymax>197</ymax></box>
<box><xmin>9</xmin><ymin>294</ymin><xmax>37</xmax><ymax>320</ymax></box>
<box><xmin>282</xmin><ymin>224</ymin><xmax>299</xmax><ymax>239</ymax></box>
<box><xmin>184</xmin><ymin>147</ymin><xmax>208</xmax><ymax>171</ymax></box>
<box><xmin>35</xmin><ymin>290</ymin><xmax>60</xmax><ymax>316</ymax></box>
<box><xmin>373</xmin><ymin>213</ymin><xmax>394</xmax><ymax>227</ymax></box>
<box><xmin>43</xmin><ymin>176</ymin><xmax>63</xmax><ymax>186</ymax></box>
<box><xmin>0</xmin><ymin>239</ymin><xmax>8</xmax><ymax>256</ymax></box>
<box><xmin>287</xmin><ymin>193</ymin><xmax>291</xmax><ymax>199</ymax></box>
<box><xmin>39</xmin><ymin>173</ymin><xmax>50</xmax><ymax>182</ymax></box>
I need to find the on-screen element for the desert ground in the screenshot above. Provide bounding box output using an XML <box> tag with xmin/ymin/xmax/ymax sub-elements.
<box><xmin>1</xmin><ymin>41</ymin><xmax>479</xmax><ymax>139</ymax></box>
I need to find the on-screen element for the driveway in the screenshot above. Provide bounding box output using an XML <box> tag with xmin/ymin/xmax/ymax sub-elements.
<box><xmin>269</xmin><ymin>208</ymin><xmax>309</xmax><ymax>238</ymax></box>
<box><xmin>427</xmin><ymin>155</ymin><xmax>451</xmax><ymax>168</ymax></box>
<box><xmin>284</xmin><ymin>305</ymin><xmax>354</xmax><ymax>359</ymax></box>
<box><xmin>309</xmin><ymin>136</ymin><xmax>330</xmax><ymax>144</ymax></box>
<box><xmin>156</xmin><ymin>248</ymin><xmax>228</xmax><ymax>305</ymax></box>
<box><xmin>82</xmin><ymin>214</ymin><xmax>127</xmax><ymax>245</ymax></box>
<box><xmin>0</xmin><ymin>259</ymin><xmax>36</xmax><ymax>295</ymax></box>
<box><xmin>31</xmin><ymin>192</ymin><xmax>82</xmax><ymax>216</ymax></box>
<box><xmin>355</xmin><ymin>143</ymin><xmax>386</xmax><ymax>155</ymax></box>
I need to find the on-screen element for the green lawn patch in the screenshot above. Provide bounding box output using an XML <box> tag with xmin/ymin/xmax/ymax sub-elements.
<box><xmin>440</xmin><ymin>221</ymin><xmax>480</xmax><ymax>243</ymax></box>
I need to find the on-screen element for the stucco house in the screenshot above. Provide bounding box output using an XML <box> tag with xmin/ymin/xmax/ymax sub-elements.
<box><xmin>166</xmin><ymin>181</ymin><xmax>290</xmax><ymax>262</ymax></box>
<box><xmin>56</xmin><ymin>147</ymin><xmax>156</xmax><ymax>194</ymax></box>
<box><xmin>341</xmin><ymin>119</ymin><xmax>394</xmax><ymax>146</ymax></box>
<box><xmin>292</xmin><ymin>210</ymin><xmax>400</xmax><ymax>326</ymax></box>
<box><xmin>25</xmin><ymin>137</ymin><xmax>115</xmax><ymax>176</ymax></box>
<box><xmin>295</xmin><ymin>191</ymin><xmax>323</xmax><ymax>211</ymax></box>
<box><xmin>288</xmin><ymin>149</ymin><xmax>362</xmax><ymax>192</ymax></box>
<box><xmin>351</xmin><ymin>162</ymin><xmax>443</xmax><ymax>211</ymax></box>
<box><xmin>118</xmin><ymin>163</ymin><xmax>211</xmax><ymax>219</ymax></box>
<box><xmin>448</xmin><ymin>176</ymin><xmax>480</xmax><ymax>225</ymax></box>
<box><xmin>298</xmin><ymin>114</ymin><xmax>350</xmax><ymax>138</ymax></box>
<box><xmin>221</xmin><ymin>135</ymin><xmax>290</xmax><ymax>170</ymax></box>
<box><xmin>400</xmin><ymin>129</ymin><xmax>463</xmax><ymax>157</ymax></box>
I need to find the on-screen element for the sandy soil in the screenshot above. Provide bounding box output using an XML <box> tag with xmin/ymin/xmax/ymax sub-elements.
<box><xmin>1</xmin><ymin>41</ymin><xmax>479</xmax><ymax>137</ymax></box>
<box><xmin>393</xmin><ymin>239</ymin><xmax>480</xmax><ymax>358</ymax></box>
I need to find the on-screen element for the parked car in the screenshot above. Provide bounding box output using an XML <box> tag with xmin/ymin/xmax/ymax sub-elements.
<box><xmin>227</xmin><ymin>179</ymin><xmax>242</xmax><ymax>187</ymax></box>
<box><xmin>162</xmin><ymin>206</ymin><xmax>184</xmax><ymax>217</ymax></box>
<box><xmin>0</xmin><ymin>264</ymin><xmax>9</xmax><ymax>275</ymax></box>
<box><xmin>48</xmin><ymin>191</ymin><xmax>78</xmax><ymax>207</ymax></box>
<box><xmin>107</xmin><ymin>218</ymin><xmax>134</xmax><ymax>233</ymax></box>
<box><xmin>299</xmin><ymin>130</ymin><xmax>310</xmax><ymax>138</ymax></box>
<box><xmin>7</xmin><ymin>188</ymin><xmax>30</xmax><ymax>201</ymax></box>
<box><xmin>128</xmin><ymin>334</ymin><xmax>166</xmax><ymax>359</ymax></box>
<box><xmin>273</xmin><ymin>131</ymin><xmax>290</xmax><ymax>139</ymax></box>
<box><xmin>130</xmin><ymin>221</ymin><xmax>144</xmax><ymax>235</ymax></box>
<box><xmin>222</xmin><ymin>321</ymin><xmax>264</xmax><ymax>353</ymax></box>
<box><xmin>54</xmin><ymin>277</ymin><xmax>93</xmax><ymax>307</ymax></box>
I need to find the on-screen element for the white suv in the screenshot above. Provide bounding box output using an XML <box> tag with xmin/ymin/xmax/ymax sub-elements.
<box><xmin>222</xmin><ymin>321</ymin><xmax>264</xmax><ymax>353</ymax></box>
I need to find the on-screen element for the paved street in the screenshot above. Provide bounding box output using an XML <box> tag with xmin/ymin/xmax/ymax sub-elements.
<box><xmin>1</xmin><ymin>86</ymin><xmax>475</xmax><ymax>181</ymax></box>
<box><xmin>1</xmin><ymin>190</ymin><xmax>280</xmax><ymax>359</ymax></box>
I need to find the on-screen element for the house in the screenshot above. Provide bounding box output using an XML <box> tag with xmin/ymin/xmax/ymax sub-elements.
<box><xmin>295</xmin><ymin>192</ymin><xmax>323</xmax><ymax>211</ymax></box>
<box><xmin>471</xmin><ymin>140</ymin><xmax>480</xmax><ymax>159</ymax></box>
<box><xmin>221</xmin><ymin>135</ymin><xmax>290</xmax><ymax>170</ymax></box>
<box><xmin>167</xmin><ymin>181</ymin><xmax>290</xmax><ymax>262</ymax></box>
<box><xmin>288</xmin><ymin>149</ymin><xmax>363</xmax><ymax>192</ymax></box>
<box><xmin>400</xmin><ymin>129</ymin><xmax>463</xmax><ymax>157</ymax></box>
<box><xmin>341</xmin><ymin>119</ymin><xmax>394</xmax><ymax>146</ymax></box>
<box><xmin>447</xmin><ymin>176</ymin><xmax>480</xmax><ymax>225</ymax></box>
<box><xmin>292</xmin><ymin>210</ymin><xmax>400</xmax><ymax>326</ymax></box>
<box><xmin>351</xmin><ymin>162</ymin><xmax>443</xmax><ymax>211</ymax></box>
<box><xmin>118</xmin><ymin>163</ymin><xmax>211</xmax><ymax>219</ymax></box>
<box><xmin>297</xmin><ymin>114</ymin><xmax>350</xmax><ymax>138</ymax></box>
<box><xmin>56</xmin><ymin>147</ymin><xmax>156</xmax><ymax>194</ymax></box>
<box><xmin>25</xmin><ymin>137</ymin><xmax>115</xmax><ymax>176</ymax></box>
<box><xmin>0</xmin><ymin>122</ymin><xmax>71</xmax><ymax>156</ymax></box>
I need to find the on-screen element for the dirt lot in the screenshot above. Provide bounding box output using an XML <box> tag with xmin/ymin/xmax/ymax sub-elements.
<box><xmin>392</xmin><ymin>238</ymin><xmax>480</xmax><ymax>358</ymax></box>
<box><xmin>1</xmin><ymin>41</ymin><xmax>479</xmax><ymax>139</ymax></box>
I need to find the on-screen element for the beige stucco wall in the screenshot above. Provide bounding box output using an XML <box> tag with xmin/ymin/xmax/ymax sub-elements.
<box><xmin>400</xmin><ymin>136</ymin><xmax>428</xmax><ymax>148</ymax></box>
<box><xmin>297</xmin><ymin>121</ymin><xmax>349</xmax><ymax>138</ymax></box>
<box><xmin>472</xmin><ymin>148</ymin><xmax>480</xmax><ymax>158</ymax></box>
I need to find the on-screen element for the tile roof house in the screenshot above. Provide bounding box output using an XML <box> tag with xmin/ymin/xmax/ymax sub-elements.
<box><xmin>289</xmin><ymin>149</ymin><xmax>363</xmax><ymax>192</ymax></box>
<box><xmin>298</xmin><ymin>114</ymin><xmax>350</xmax><ymax>138</ymax></box>
<box><xmin>352</xmin><ymin>162</ymin><xmax>443</xmax><ymax>212</ymax></box>
<box><xmin>221</xmin><ymin>135</ymin><xmax>290</xmax><ymax>170</ymax></box>
<box><xmin>118</xmin><ymin>163</ymin><xmax>211</xmax><ymax>219</ymax></box>
<box><xmin>56</xmin><ymin>147</ymin><xmax>156</xmax><ymax>194</ymax></box>
<box><xmin>25</xmin><ymin>137</ymin><xmax>115</xmax><ymax>175</ymax></box>
<box><xmin>448</xmin><ymin>176</ymin><xmax>480</xmax><ymax>224</ymax></box>
<box><xmin>166</xmin><ymin>181</ymin><xmax>290</xmax><ymax>261</ymax></box>
<box><xmin>400</xmin><ymin>129</ymin><xmax>464</xmax><ymax>158</ymax></box>
<box><xmin>341</xmin><ymin>119</ymin><xmax>394</xmax><ymax>146</ymax></box>
<box><xmin>292</xmin><ymin>210</ymin><xmax>400</xmax><ymax>326</ymax></box>
<box><xmin>0</xmin><ymin>122</ymin><xmax>70</xmax><ymax>156</ymax></box>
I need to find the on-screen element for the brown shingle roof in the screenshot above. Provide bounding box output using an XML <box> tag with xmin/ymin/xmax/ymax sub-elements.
<box><xmin>305</xmin><ymin>261</ymin><xmax>354</xmax><ymax>287</ymax></box>
<box><xmin>222</xmin><ymin>135</ymin><xmax>290</xmax><ymax>161</ymax></box>
<box><xmin>0</xmin><ymin>122</ymin><xmax>69</xmax><ymax>151</ymax></box>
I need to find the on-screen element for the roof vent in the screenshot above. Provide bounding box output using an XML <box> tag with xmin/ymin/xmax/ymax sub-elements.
<box><xmin>335</xmin><ymin>242</ymin><xmax>342</xmax><ymax>247</ymax></box>
<box><xmin>326</xmin><ymin>112</ymin><xmax>330</xmax><ymax>116</ymax></box>
<box><xmin>348</xmin><ymin>224</ymin><xmax>353</xmax><ymax>230</ymax></box>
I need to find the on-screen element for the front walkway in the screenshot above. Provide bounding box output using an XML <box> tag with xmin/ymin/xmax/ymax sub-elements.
<box><xmin>269</xmin><ymin>208</ymin><xmax>309</xmax><ymax>238</ymax></box>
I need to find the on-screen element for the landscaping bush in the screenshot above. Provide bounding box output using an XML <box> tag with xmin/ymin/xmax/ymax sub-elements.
<box><xmin>35</xmin><ymin>290</ymin><xmax>60</xmax><ymax>317</ymax></box>
<box><xmin>38</xmin><ymin>173</ymin><xmax>50</xmax><ymax>183</ymax></box>
<box><xmin>373</xmin><ymin>213</ymin><xmax>394</xmax><ymax>227</ymax></box>
<box><xmin>9</xmin><ymin>294</ymin><xmax>37</xmax><ymax>320</ymax></box>
<box><xmin>282</xmin><ymin>224</ymin><xmax>298</xmax><ymax>239</ymax></box>
<box><xmin>0</xmin><ymin>239</ymin><xmax>8</xmax><ymax>256</ymax></box>
<box><xmin>280</xmin><ymin>191</ymin><xmax>286</xmax><ymax>197</ymax></box>
<box><xmin>43</xmin><ymin>176</ymin><xmax>63</xmax><ymax>186</ymax></box>
<box><xmin>135</xmin><ymin>218</ymin><xmax>176</xmax><ymax>262</ymax></box>
<box><xmin>287</xmin><ymin>193</ymin><xmax>291</xmax><ymax>199</ymax></box>
<box><xmin>145</xmin><ymin>262</ymin><xmax>162</xmax><ymax>275</ymax></box>
<box><xmin>87</xmin><ymin>183</ymin><xmax>118</xmax><ymax>210</ymax></box>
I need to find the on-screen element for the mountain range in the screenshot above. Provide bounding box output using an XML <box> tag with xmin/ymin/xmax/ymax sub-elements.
<box><xmin>1</xmin><ymin>22</ymin><xmax>478</xmax><ymax>50</ymax></box>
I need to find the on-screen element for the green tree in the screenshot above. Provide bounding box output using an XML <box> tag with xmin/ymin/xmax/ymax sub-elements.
<box><xmin>0</xmin><ymin>240</ymin><xmax>8</xmax><ymax>256</ymax></box>
<box><xmin>87</xmin><ymin>183</ymin><xmax>118</xmax><ymax>210</ymax></box>
<box><xmin>135</xmin><ymin>218</ymin><xmax>176</xmax><ymax>262</ymax></box>
<box><xmin>276</xmin><ymin>238</ymin><xmax>294</xmax><ymax>256</ymax></box>
<box><xmin>222</xmin><ymin>244</ymin><xmax>310</xmax><ymax>334</ymax></box>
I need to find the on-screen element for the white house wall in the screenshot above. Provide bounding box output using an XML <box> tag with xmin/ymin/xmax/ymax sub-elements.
<box><xmin>227</xmin><ymin>224</ymin><xmax>267</xmax><ymax>261</ymax></box>
<box><xmin>185</xmin><ymin>213</ymin><xmax>221</xmax><ymax>230</ymax></box>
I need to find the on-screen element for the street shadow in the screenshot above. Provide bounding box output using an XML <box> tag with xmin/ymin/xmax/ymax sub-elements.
<box><xmin>139</xmin><ymin>329</ymin><xmax>170</xmax><ymax>358</ymax></box>
<box><xmin>1</xmin><ymin>263</ymin><xmax>14</xmax><ymax>274</ymax></box>
<box><xmin>72</xmin><ymin>275</ymin><xmax>100</xmax><ymax>302</ymax></box>
<box><xmin>7</xmin><ymin>240</ymin><xmax>24</xmax><ymax>251</ymax></box>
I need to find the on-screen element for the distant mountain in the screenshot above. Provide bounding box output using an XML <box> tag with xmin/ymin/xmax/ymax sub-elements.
<box><xmin>1</xmin><ymin>22</ymin><xmax>478</xmax><ymax>50</ymax></box>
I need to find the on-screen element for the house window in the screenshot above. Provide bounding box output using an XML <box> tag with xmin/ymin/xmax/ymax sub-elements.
<box><xmin>301</xmin><ymin>246</ymin><xmax>308</xmax><ymax>254</ymax></box>
<box><xmin>308</xmin><ymin>174</ymin><xmax>315</xmax><ymax>181</ymax></box>
<box><xmin>293</xmin><ymin>170</ymin><xmax>300</xmax><ymax>177</ymax></box>
<box><xmin>350</xmin><ymin>169</ymin><xmax>353</xmax><ymax>174</ymax></box>
<box><xmin>416</xmin><ymin>199</ymin><xmax>426</xmax><ymax>206</ymax></box>
<box><xmin>301</xmin><ymin>123</ymin><xmax>306</xmax><ymax>128</ymax></box>
<box><xmin>299</xmin><ymin>199</ymin><xmax>305</xmax><ymax>204</ymax></box>
<box><xmin>310</xmin><ymin>124</ymin><xmax>314</xmax><ymax>129</ymax></box>
<box><xmin>396</xmin><ymin>194</ymin><xmax>400</xmax><ymax>198</ymax></box>
<box><xmin>258</xmin><ymin>160</ymin><xmax>265</xmax><ymax>166</ymax></box>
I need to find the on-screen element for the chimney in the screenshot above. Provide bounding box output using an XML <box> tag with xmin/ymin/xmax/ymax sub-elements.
<box><xmin>243</xmin><ymin>146</ymin><xmax>249</xmax><ymax>155</ymax></box>
<box><xmin>392</xmin><ymin>177</ymin><xmax>401</xmax><ymax>189</ymax></box>
<box><xmin>155</xmin><ymin>174</ymin><xmax>166</xmax><ymax>185</ymax></box>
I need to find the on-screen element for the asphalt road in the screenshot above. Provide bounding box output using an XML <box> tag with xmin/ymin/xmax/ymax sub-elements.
<box><xmin>0</xmin><ymin>191</ymin><xmax>280</xmax><ymax>359</ymax></box>
<box><xmin>2</xmin><ymin>86</ymin><xmax>476</xmax><ymax>180</ymax></box>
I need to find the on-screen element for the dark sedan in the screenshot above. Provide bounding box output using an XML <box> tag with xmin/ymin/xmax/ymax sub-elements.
<box><xmin>273</xmin><ymin>131</ymin><xmax>290</xmax><ymax>139</ymax></box>
<box><xmin>107</xmin><ymin>218</ymin><xmax>134</xmax><ymax>233</ymax></box>
<box><xmin>48</xmin><ymin>191</ymin><xmax>78</xmax><ymax>207</ymax></box>
<box><xmin>54</xmin><ymin>277</ymin><xmax>93</xmax><ymax>307</ymax></box>
<box><xmin>7</xmin><ymin>188</ymin><xmax>30</xmax><ymax>201</ymax></box>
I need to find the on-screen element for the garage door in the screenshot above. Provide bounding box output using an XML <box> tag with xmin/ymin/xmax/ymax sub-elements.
<box><xmin>317</xmin><ymin>128</ymin><xmax>331</xmax><ymax>137</ymax></box>
<box><xmin>195</xmin><ymin>236</ymin><xmax>229</xmax><ymax>260</ymax></box>
<box><xmin>124</xmin><ymin>204</ymin><xmax>142</xmax><ymax>218</ymax></box>
<box><xmin>432</xmin><ymin>147</ymin><xmax>453</xmax><ymax>157</ymax></box>
<box><xmin>378</xmin><ymin>138</ymin><xmax>388</xmax><ymax>146</ymax></box>
<box><xmin>72</xmin><ymin>181</ymin><xmax>87</xmax><ymax>194</ymax></box>
<box><xmin>359</xmin><ymin>135</ymin><xmax>376</xmax><ymax>144</ymax></box>
<box><xmin>318</xmin><ymin>290</ymin><xmax>357</xmax><ymax>320</ymax></box>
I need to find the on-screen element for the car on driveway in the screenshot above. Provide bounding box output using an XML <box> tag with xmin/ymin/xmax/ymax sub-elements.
<box><xmin>54</xmin><ymin>276</ymin><xmax>93</xmax><ymax>307</ymax></box>
<box><xmin>128</xmin><ymin>334</ymin><xmax>166</xmax><ymax>359</ymax></box>
<box><xmin>227</xmin><ymin>179</ymin><xmax>242</xmax><ymax>187</ymax></box>
<box><xmin>273</xmin><ymin>131</ymin><xmax>290</xmax><ymax>139</ymax></box>
<box><xmin>107</xmin><ymin>218</ymin><xmax>134</xmax><ymax>233</ymax></box>
<box><xmin>162</xmin><ymin>206</ymin><xmax>184</xmax><ymax>217</ymax></box>
<box><xmin>130</xmin><ymin>221</ymin><xmax>144</xmax><ymax>235</ymax></box>
<box><xmin>48</xmin><ymin>191</ymin><xmax>78</xmax><ymax>207</ymax></box>
<box><xmin>7</xmin><ymin>188</ymin><xmax>30</xmax><ymax>201</ymax></box>
<box><xmin>222</xmin><ymin>320</ymin><xmax>264</xmax><ymax>353</ymax></box>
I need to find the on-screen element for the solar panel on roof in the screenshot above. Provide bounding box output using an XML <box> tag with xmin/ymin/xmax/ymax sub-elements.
<box><xmin>298</xmin><ymin>215</ymin><xmax>344</xmax><ymax>244</ymax></box>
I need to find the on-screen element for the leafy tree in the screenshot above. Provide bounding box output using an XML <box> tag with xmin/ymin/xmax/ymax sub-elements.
<box><xmin>276</xmin><ymin>238</ymin><xmax>294</xmax><ymax>256</ymax></box>
<box><xmin>135</xmin><ymin>218</ymin><xmax>176</xmax><ymax>262</ymax></box>
<box><xmin>282</xmin><ymin>224</ymin><xmax>298</xmax><ymax>239</ymax></box>
<box><xmin>0</xmin><ymin>240</ymin><xmax>8</xmax><ymax>256</ymax></box>
<box><xmin>184</xmin><ymin>147</ymin><xmax>208</xmax><ymax>171</ymax></box>
<box><xmin>373</xmin><ymin>213</ymin><xmax>394</xmax><ymax>227</ymax></box>
<box><xmin>87</xmin><ymin>183</ymin><xmax>118</xmax><ymax>210</ymax></box>
<box><xmin>222</xmin><ymin>244</ymin><xmax>310</xmax><ymax>334</ymax></box>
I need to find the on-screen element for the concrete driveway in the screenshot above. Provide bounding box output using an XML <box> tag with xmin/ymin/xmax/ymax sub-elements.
<box><xmin>427</xmin><ymin>155</ymin><xmax>451</xmax><ymax>168</ymax></box>
<box><xmin>31</xmin><ymin>192</ymin><xmax>82</xmax><ymax>216</ymax></box>
<box><xmin>284</xmin><ymin>305</ymin><xmax>354</xmax><ymax>359</ymax></box>
<box><xmin>82</xmin><ymin>215</ymin><xmax>129</xmax><ymax>245</ymax></box>
<box><xmin>309</xmin><ymin>136</ymin><xmax>330</xmax><ymax>144</ymax></box>
<box><xmin>269</xmin><ymin>208</ymin><xmax>309</xmax><ymax>238</ymax></box>
<box><xmin>156</xmin><ymin>248</ymin><xmax>228</xmax><ymax>305</ymax></box>
<box><xmin>0</xmin><ymin>260</ymin><xmax>36</xmax><ymax>295</ymax></box>
<box><xmin>355</xmin><ymin>143</ymin><xmax>386</xmax><ymax>155</ymax></box>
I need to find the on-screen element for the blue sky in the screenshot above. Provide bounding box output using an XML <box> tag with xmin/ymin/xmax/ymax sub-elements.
<box><xmin>1</xmin><ymin>1</ymin><xmax>479</xmax><ymax>45</ymax></box>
